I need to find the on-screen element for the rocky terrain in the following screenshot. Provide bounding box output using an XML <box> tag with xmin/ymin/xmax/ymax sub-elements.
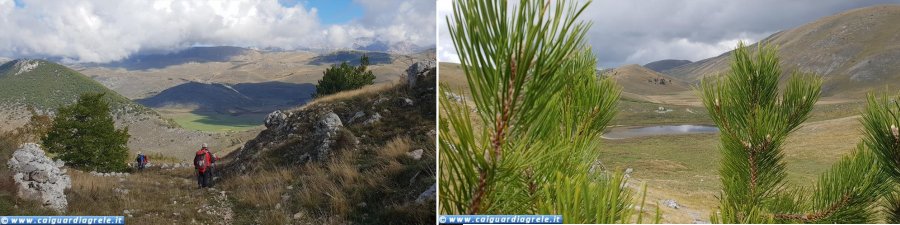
<box><xmin>219</xmin><ymin>60</ymin><xmax>436</xmax><ymax>224</ymax></box>
<box><xmin>6</xmin><ymin>143</ymin><xmax>71</xmax><ymax>212</ymax></box>
<box><xmin>663</xmin><ymin>5</ymin><xmax>900</xmax><ymax>98</ymax></box>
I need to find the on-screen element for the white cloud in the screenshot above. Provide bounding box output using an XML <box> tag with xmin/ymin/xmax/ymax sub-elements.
<box><xmin>436</xmin><ymin>0</ymin><xmax>457</xmax><ymax>63</ymax></box>
<box><xmin>622</xmin><ymin>34</ymin><xmax>765</xmax><ymax>65</ymax></box>
<box><xmin>437</xmin><ymin>0</ymin><xmax>897</xmax><ymax>67</ymax></box>
<box><xmin>0</xmin><ymin>0</ymin><xmax>435</xmax><ymax>63</ymax></box>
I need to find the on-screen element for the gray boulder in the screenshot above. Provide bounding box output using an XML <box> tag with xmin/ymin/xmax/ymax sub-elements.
<box><xmin>348</xmin><ymin>111</ymin><xmax>366</xmax><ymax>124</ymax></box>
<box><xmin>406</xmin><ymin>149</ymin><xmax>424</xmax><ymax>160</ymax></box>
<box><xmin>315</xmin><ymin>112</ymin><xmax>344</xmax><ymax>161</ymax></box>
<box><xmin>265</xmin><ymin>110</ymin><xmax>289</xmax><ymax>130</ymax></box>
<box><xmin>398</xmin><ymin>98</ymin><xmax>415</xmax><ymax>107</ymax></box>
<box><xmin>406</xmin><ymin>60</ymin><xmax>436</xmax><ymax>88</ymax></box>
<box><xmin>7</xmin><ymin>143</ymin><xmax>71</xmax><ymax>212</ymax></box>
<box><xmin>662</xmin><ymin>199</ymin><xmax>679</xmax><ymax>209</ymax></box>
<box><xmin>363</xmin><ymin>112</ymin><xmax>382</xmax><ymax>126</ymax></box>
<box><xmin>415</xmin><ymin>183</ymin><xmax>436</xmax><ymax>204</ymax></box>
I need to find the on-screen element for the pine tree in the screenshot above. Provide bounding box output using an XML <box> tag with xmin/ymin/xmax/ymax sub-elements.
<box><xmin>702</xmin><ymin>42</ymin><xmax>890</xmax><ymax>223</ymax></box>
<box><xmin>43</xmin><ymin>93</ymin><xmax>130</xmax><ymax>172</ymax></box>
<box><xmin>861</xmin><ymin>93</ymin><xmax>900</xmax><ymax>223</ymax></box>
<box><xmin>314</xmin><ymin>55</ymin><xmax>376</xmax><ymax>97</ymax></box>
<box><xmin>440</xmin><ymin>0</ymin><xmax>647</xmax><ymax>223</ymax></box>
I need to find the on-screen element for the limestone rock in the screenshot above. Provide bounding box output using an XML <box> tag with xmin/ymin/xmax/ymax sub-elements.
<box><xmin>265</xmin><ymin>110</ymin><xmax>289</xmax><ymax>130</ymax></box>
<box><xmin>7</xmin><ymin>143</ymin><xmax>71</xmax><ymax>212</ymax></box>
<box><xmin>662</xmin><ymin>199</ymin><xmax>679</xmax><ymax>209</ymax></box>
<box><xmin>415</xmin><ymin>183</ymin><xmax>436</xmax><ymax>204</ymax></box>
<box><xmin>363</xmin><ymin>112</ymin><xmax>382</xmax><ymax>126</ymax></box>
<box><xmin>398</xmin><ymin>97</ymin><xmax>415</xmax><ymax>107</ymax></box>
<box><xmin>315</xmin><ymin>112</ymin><xmax>344</xmax><ymax>161</ymax></box>
<box><xmin>407</xmin><ymin>149</ymin><xmax>424</xmax><ymax>160</ymax></box>
<box><xmin>406</xmin><ymin>60</ymin><xmax>436</xmax><ymax>88</ymax></box>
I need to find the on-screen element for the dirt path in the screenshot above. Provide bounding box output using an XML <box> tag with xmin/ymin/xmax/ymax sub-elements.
<box><xmin>67</xmin><ymin>166</ymin><xmax>235</xmax><ymax>225</ymax></box>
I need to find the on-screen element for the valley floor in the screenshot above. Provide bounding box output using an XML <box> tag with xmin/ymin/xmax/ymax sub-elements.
<box><xmin>441</xmin><ymin>82</ymin><xmax>874</xmax><ymax>223</ymax></box>
<box><xmin>601</xmin><ymin>95</ymin><xmax>868</xmax><ymax>223</ymax></box>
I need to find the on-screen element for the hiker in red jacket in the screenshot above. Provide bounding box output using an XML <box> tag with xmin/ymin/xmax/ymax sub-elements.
<box><xmin>194</xmin><ymin>143</ymin><xmax>213</xmax><ymax>189</ymax></box>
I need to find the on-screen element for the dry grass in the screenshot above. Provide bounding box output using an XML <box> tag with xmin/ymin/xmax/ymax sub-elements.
<box><xmin>221</xmin><ymin>165</ymin><xmax>293</xmax><ymax>209</ymax></box>
<box><xmin>218</xmin><ymin>134</ymin><xmax>434</xmax><ymax>224</ymax></box>
<box><xmin>300</xmin><ymin>82</ymin><xmax>397</xmax><ymax>110</ymax></box>
<box><xmin>379</xmin><ymin>136</ymin><xmax>413</xmax><ymax>160</ymax></box>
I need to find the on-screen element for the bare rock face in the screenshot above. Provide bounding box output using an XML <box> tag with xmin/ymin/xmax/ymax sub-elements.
<box><xmin>7</xmin><ymin>143</ymin><xmax>71</xmax><ymax>212</ymax></box>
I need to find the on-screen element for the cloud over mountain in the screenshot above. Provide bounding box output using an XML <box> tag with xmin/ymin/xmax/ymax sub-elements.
<box><xmin>0</xmin><ymin>0</ymin><xmax>435</xmax><ymax>63</ymax></box>
<box><xmin>437</xmin><ymin>0</ymin><xmax>896</xmax><ymax>68</ymax></box>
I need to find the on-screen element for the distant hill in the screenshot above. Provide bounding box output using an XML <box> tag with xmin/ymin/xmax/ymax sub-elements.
<box><xmin>95</xmin><ymin>46</ymin><xmax>254</xmax><ymax>70</ymax></box>
<box><xmin>643</xmin><ymin>59</ymin><xmax>692</xmax><ymax>72</ymax></box>
<box><xmin>663</xmin><ymin>5</ymin><xmax>900</xmax><ymax>97</ymax></box>
<box><xmin>308</xmin><ymin>50</ymin><xmax>392</xmax><ymax>65</ymax></box>
<box><xmin>605</xmin><ymin>64</ymin><xmax>690</xmax><ymax>96</ymax></box>
<box><xmin>0</xmin><ymin>59</ymin><xmax>141</xmax><ymax>112</ymax></box>
<box><xmin>351</xmin><ymin>37</ymin><xmax>429</xmax><ymax>55</ymax></box>
<box><xmin>137</xmin><ymin>81</ymin><xmax>315</xmax><ymax>114</ymax></box>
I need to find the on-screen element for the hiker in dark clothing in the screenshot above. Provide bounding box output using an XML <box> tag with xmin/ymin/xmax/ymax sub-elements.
<box><xmin>135</xmin><ymin>152</ymin><xmax>148</xmax><ymax>171</ymax></box>
<box><xmin>194</xmin><ymin>143</ymin><xmax>213</xmax><ymax>188</ymax></box>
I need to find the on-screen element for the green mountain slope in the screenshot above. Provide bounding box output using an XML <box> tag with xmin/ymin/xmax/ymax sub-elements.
<box><xmin>0</xmin><ymin>59</ymin><xmax>145</xmax><ymax>114</ymax></box>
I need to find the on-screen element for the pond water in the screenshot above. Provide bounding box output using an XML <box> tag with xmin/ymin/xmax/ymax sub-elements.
<box><xmin>602</xmin><ymin>125</ymin><xmax>719</xmax><ymax>139</ymax></box>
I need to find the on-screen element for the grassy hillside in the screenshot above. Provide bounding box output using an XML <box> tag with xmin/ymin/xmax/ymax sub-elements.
<box><xmin>643</xmin><ymin>59</ymin><xmax>692</xmax><ymax>72</ymax></box>
<box><xmin>606</xmin><ymin>64</ymin><xmax>690</xmax><ymax>96</ymax></box>
<box><xmin>663</xmin><ymin>5</ymin><xmax>900</xmax><ymax>98</ymax></box>
<box><xmin>0</xmin><ymin>59</ymin><xmax>145</xmax><ymax>114</ymax></box>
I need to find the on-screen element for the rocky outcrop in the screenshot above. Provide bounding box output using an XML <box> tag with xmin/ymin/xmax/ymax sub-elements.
<box><xmin>7</xmin><ymin>143</ymin><xmax>71</xmax><ymax>212</ymax></box>
<box><xmin>408</xmin><ymin>60</ymin><xmax>437</xmax><ymax>118</ymax></box>
<box><xmin>265</xmin><ymin>110</ymin><xmax>290</xmax><ymax>132</ymax></box>
<box><xmin>314</xmin><ymin>112</ymin><xmax>344</xmax><ymax>161</ymax></box>
<box><xmin>406</xmin><ymin>60</ymin><xmax>436</xmax><ymax>89</ymax></box>
<box><xmin>224</xmin><ymin>59</ymin><xmax>435</xmax><ymax>175</ymax></box>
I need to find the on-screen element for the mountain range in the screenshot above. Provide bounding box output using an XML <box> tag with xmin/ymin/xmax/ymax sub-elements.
<box><xmin>662</xmin><ymin>5</ymin><xmax>900</xmax><ymax>98</ymax></box>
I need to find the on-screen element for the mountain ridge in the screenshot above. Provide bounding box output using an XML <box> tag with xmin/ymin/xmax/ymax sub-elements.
<box><xmin>662</xmin><ymin>4</ymin><xmax>900</xmax><ymax>97</ymax></box>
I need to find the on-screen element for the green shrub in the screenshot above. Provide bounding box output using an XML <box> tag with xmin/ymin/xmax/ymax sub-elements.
<box><xmin>43</xmin><ymin>93</ymin><xmax>130</xmax><ymax>172</ymax></box>
<box><xmin>315</xmin><ymin>55</ymin><xmax>376</xmax><ymax>97</ymax></box>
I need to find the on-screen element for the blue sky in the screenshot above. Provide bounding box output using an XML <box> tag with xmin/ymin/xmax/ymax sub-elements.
<box><xmin>280</xmin><ymin>0</ymin><xmax>364</xmax><ymax>25</ymax></box>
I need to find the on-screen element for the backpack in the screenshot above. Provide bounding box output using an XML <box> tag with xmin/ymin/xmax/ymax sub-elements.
<box><xmin>136</xmin><ymin>154</ymin><xmax>145</xmax><ymax>163</ymax></box>
<box><xmin>194</xmin><ymin>151</ymin><xmax>209</xmax><ymax>171</ymax></box>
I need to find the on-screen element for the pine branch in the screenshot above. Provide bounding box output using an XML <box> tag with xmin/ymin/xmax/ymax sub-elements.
<box><xmin>773</xmin><ymin>194</ymin><xmax>849</xmax><ymax>222</ymax></box>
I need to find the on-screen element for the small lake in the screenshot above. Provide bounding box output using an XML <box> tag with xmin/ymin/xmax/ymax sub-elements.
<box><xmin>602</xmin><ymin>125</ymin><xmax>719</xmax><ymax>139</ymax></box>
